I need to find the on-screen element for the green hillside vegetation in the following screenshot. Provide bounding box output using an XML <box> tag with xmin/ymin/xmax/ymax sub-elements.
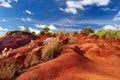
<box><xmin>81</xmin><ymin>27</ymin><xmax>120</xmax><ymax>40</ymax></box>
<box><xmin>88</xmin><ymin>30</ymin><xmax>120</xmax><ymax>40</ymax></box>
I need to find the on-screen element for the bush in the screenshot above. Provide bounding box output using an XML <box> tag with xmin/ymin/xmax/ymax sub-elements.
<box><xmin>96</xmin><ymin>30</ymin><xmax>107</xmax><ymax>38</ymax></box>
<box><xmin>81</xmin><ymin>27</ymin><xmax>94</xmax><ymax>35</ymax></box>
<box><xmin>94</xmin><ymin>30</ymin><xmax>120</xmax><ymax>40</ymax></box>
<box><xmin>89</xmin><ymin>33</ymin><xmax>96</xmax><ymax>37</ymax></box>
<box><xmin>41</xmin><ymin>37</ymin><xmax>62</xmax><ymax>62</ymax></box>
<box><xmin>24</xmin><ymin>53</ymin><xmax>40</xmax><ymax>68</ymax></box>
<box><xmin>68</xmin><ymin>34</ymin><xmax>78</xmax><ymax>45</ymax></box>
<box><xmin>115</xmin><ymin>31</ymin><xmax>120</xmax><ymax>39</ymax></box>
<box><xmin>71</xmin><ymin>31</ymin><xmax>78</xmax><ymax>35</ymax></box>
<box><xmin>40</xmin><ymin>27</ymin><xmax>50</xmax><ymax>34</ymax></box>
<box><xmin>0</xmin><ymin>62</ymin><xmax>17</xmax><ymax>80</ymax></box>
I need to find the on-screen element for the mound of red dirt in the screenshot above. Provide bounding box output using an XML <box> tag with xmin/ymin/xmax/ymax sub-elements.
<box><xmin>16</xmin><ymin>45</ymin><xmax>120</xmax><ymax>80</ymax></box>
<box><xmin>0</xmin><ymin>31</ymin><xmax>37</xmax><ymax>53</ymax></box>
<box><xmin>16</xmin><ymin>34</ymin><xmax>120</xmax><ymax>80</ymax></box>
<box><xmin>1</xmin><ymin>33</ymin><xmax>120</xmax><ymax>80</ymax></box>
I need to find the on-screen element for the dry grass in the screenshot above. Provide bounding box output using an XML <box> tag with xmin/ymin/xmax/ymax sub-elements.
<box><xmin>41</xmin><ymin>37</ymin><xmax>62</xmax><ymax>62</ymax></box>
<box><xmin>24</xmin><ymin>53</ymin><xmax>40</xmax><ymax>68</ymax></box>
<box><xmin>0</xmin><ymin>62</ymin><xmax>17</xmax><ymax>80</ymax></box>
<box><xmin>68</xmin><ymin>34</ymin><xmax>78</xmax><ymax>45</ymax></box>
<box><xmin>0</xmin><ymin>48</ymin><xmax>12</xmax><ymax>60</ymax></box>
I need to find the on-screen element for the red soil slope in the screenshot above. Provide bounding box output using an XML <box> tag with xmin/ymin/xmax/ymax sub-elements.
<box><xmin>16</xmin><ymin>34</ymin><xmax>120</xmax><ymax>80</ymax></box>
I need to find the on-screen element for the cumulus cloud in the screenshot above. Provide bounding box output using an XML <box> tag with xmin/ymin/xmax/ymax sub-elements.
<box><xmin>0</xmin><ymin>0</ymin><xmax>18</xmax><ymax>8</ymax></box>
<box><xmin>24</xmin><ymin>10</ymin><xmax>33</xmax><ymax>15</ymax></box>
<box><xmin>28</xmin><ymin>27</ymin><xmax>40</xmax><ymax>34</ymax></box>
<box><xmin>60</xmin><ymin>7</ymin><xmax>77</xmax><ymax>14</ymax></box>
<box><xmin>18</xmin><ymin>25</ymin><xmax>39</xmax><ymax>34</ymax></box>
<box><xmin>102</xmin><ymin>25</ymin><xmax>120</xmax><ymax>30</ymax></box>
<box><xmin>0</xmin><ymin>26</ymin><xmax>8</xmax><ymax>36</ymax></box>
<box><xmin>60</xmin><ymin>0</ymin><xmax>111</xmax><ymax>14</ymax></box>
<box><xmin>0</xmin><ymin>26</ymin><xmax>8</xmax><ymax>32</ymax></box>
<box><xmin>18</xmin><ymin>26</ymin><xmax>26</xmax><ymax>30</ymax></box>
<box><xmin>103</xmin><ymin>25</ymin><xmax>117</xmax><ymax>30</ymax></box>
<box><xmin>35</xmin><ymin>24</ymin><xmax>57</xmax><ymax>31</ymax></box>
<box><xmin>114</xmin><ymin>11</ymin><xmax>120</xmax><ymax>21</ymax></box>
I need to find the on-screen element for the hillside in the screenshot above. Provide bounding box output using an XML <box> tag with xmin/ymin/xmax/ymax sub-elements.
<box><xmin>0</xmin><ymin>31</ymin><xmax>37</xmax><ymax>53</ymax></box>
<box><xmin>0</xmin><ymin>33</ymin><xmax>120</xmax><ymax>80</ymax></box>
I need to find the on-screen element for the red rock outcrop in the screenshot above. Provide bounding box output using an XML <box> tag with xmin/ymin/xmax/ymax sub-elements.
<box><xmin>0</xmin><ymin>31</ymin><xmax>37</xmax><ymax>53</ymax></box>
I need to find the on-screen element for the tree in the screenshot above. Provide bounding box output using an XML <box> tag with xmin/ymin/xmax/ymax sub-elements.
<box><xmin>81</xmin><ymin>27</ymin><xmax>94</xmax><ymax>35</ymax></box>
<box><xmin>71</xmin><ymin>31</ymin><xmax>78</xmax><ymax>35</ymax></box>
<box><xmin>40</xmin><ymin>26</ymin><xmax>50</xmax><ymax>34</ymax></box>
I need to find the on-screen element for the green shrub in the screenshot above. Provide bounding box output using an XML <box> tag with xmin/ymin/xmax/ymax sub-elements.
<box><xmin>94</xmin><ymin>30</ymin><xmax>120</xmax><ymax>40</ymax></box>
<box><xmin>115</xmin><ymin>30</ymin><xmax>120</xmax><ymax>39</ymax></box>
<box><xmin>81</xmin><ymin>27</ymin><xmax>94</xmax><ymax>35</ymax></box>
<box><xmin>40</xmin><ymin>27</ymin><xmax>50</xmax><ymax>34</ymax></box>
<box><xmin>71</xmin><ymin>31</ymin><xmax>78</xmax><ymax>35</ymax></box>
<box><xmin>95</xmin><ymin>30</ymin><xmax>107</xmax><ymax>38</ymax></box>
<box><xmin>89</xmin><ymin>33</ymin><xmax>96</xmax><ymax>37</ymax></box>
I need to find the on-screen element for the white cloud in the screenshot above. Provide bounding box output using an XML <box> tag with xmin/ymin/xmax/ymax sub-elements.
<box><xmin>2</xmin><ymin>19</ymin><xmax>7</xmax><ymax>22</ymax></box>
<box><xmin>60</xmin><ymin>7</ymin><xmax>77</xmax><ymax>14</ymax></box>
<box><xmin>48</xmin><ymin>25</ymin><xmax>57</xmax><ymax>30</ymax></box>
<box><xmin>102</xmin><ymin>25</ymin><xmax>120</xmax><ymax>30</ymax></box>
<box><xmin>18</xmin><ymin>26</ymin><xmax>40</xmax><ymax>34</ymax></box>
<box><xmin>101</xmin><ymin>7</ymin><xmax>117</xmax><ymax>11</ymax></box>
<box><xmin>20</xmin><ymin>17</ymin><xmax>32</xmax><ymax>22</ymax></box>
<box><xmin>24</xmin><ymin>10</ymin><xmax>33</xmax><ymax>15</ymax></box>
<box><xmin>0</xmin><ymin>0</ymin><xmax>18</xmax><ymax>8</ymax></box>
<box><xmin>60</xmin><ymin>0</ymin><xmax>111</xmax><ymax>14</ymax></box>
<box><xmin>28</xmin><ymin>27</ymin><xmax>40</xmax><ymax>34</ymax></box>
<box><xmin>0</xmin><ymin>26</ymin><xmax>8</xmax><ymax>36</ymax></box>
<box><xmin>0</xmin><ymin>26</ymin><xmax>8</xmax><ymax>32</ymax></box>
<box><xmin>35</xmin><ymin>24</ymin><xmax>57</xmax><ymax>31</ymax></box>
<box><xmin>18</xmin><ymin>26</ymin><xmax>26</xmax><ymax>30</ymax></box>
<box><xmin>35</xmin><ymin>24</ymin><xmax>46</xmax><ymax>28</ymax></box>
<box><xmin>114</xmin><ymin>11</ymin><xmax>120</xmax><ymax>21</ymax></box>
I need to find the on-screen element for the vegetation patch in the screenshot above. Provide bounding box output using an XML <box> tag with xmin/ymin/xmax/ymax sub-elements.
<box><xmin>0</xmin><ymin>62</ymin><xmax>17</xmax><ymax>80</ymax></box>
<box><xmin>90</xmin><ymin>30</ymin><xmax>120</xmax><ymax>40</ymax></box>
<box><xmin>41</xmin><ymin>37</ymin><xmax>62</xmax><ymax>62</ymax></box>
<box><xmin>68</xmin><ymin>34</ymin><xmax>78</xmax><ymax>45</ymax></box>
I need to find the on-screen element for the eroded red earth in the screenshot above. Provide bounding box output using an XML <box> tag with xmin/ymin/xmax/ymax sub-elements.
<box><xmin>0</xmin><ymin>33</ymin><xmax>120</xmax><ymax>80</ymax></box>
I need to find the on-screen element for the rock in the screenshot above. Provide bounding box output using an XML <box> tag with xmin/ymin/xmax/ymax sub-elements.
<box><xmin>0</xmin><ymin>31</ymin><xmax>37</xmax><ymax>53</ymax></box>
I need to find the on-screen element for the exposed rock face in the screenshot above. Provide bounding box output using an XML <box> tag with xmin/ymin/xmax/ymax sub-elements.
<box><xmin>0</xmin><ymin>31</ymin><xmax>36</xmax><ymax>53</ymax></box>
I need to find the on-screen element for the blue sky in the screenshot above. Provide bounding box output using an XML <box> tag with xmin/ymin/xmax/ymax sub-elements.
<box><xmin>0</xmin><ymin>0</ymin><xmax>120</xmax><ymax>36</ymax></box>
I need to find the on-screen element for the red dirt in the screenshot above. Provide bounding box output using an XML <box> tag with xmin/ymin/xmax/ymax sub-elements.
<box><xmin>16</xmin><ymin>34</ymin><xmax>120</xmax><ymax>80</ymax></box>
<box><xmin>1</xmin><ymin>33</ymin><xmax>120</xmax><ymax>80</ymax></box>
<box><xmin>16</xmin><ymin>45</ymin><xmax>120</xmax><ymax>80</ymax></box>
